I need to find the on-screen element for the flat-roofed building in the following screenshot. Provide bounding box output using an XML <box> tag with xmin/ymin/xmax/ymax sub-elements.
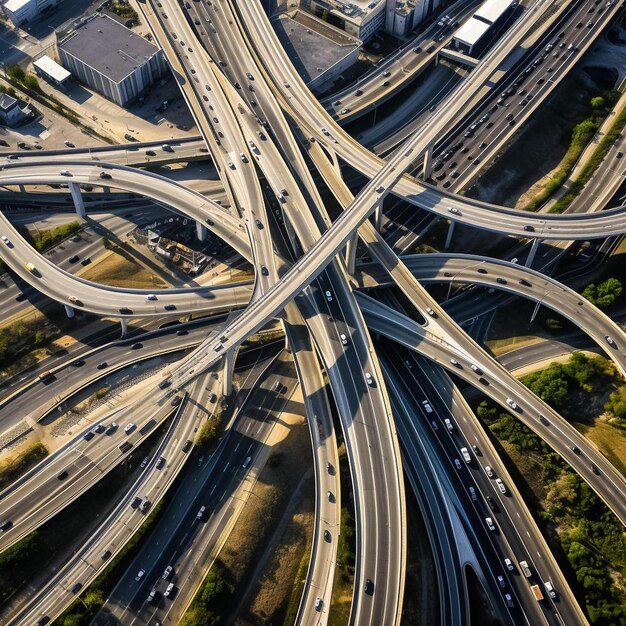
<box><xmin>57</xmin><ymin>14</ymin><xmax>167</xmax><ymax>107</ymax></box>
<box><xmin>474</xmin><ymin>0</ymin><xmax>515</xmax><ymax>25</ymax></box>
<box><xmin>2</xmin><ymin>0</ymin><xmax>58</xmax><ymax>26</ymax></box>
<box><xmin>453</xmin><ymin>17</ymin><xmax>491</xmax><ymax>54</ymax></box>
<box><xmin>33</xmin><ymin>54</ymin><xmax>71</xmax><ymax>87</ymax></box>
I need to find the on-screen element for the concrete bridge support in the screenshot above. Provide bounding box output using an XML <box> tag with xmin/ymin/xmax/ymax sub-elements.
<box><xmin>196</xmin><ymin>222</ymin><xmax>208</xmax><ymax>241</ymax></box>
<box><xmin>526</xmin><ymin>238</ymin><xmax>540</xmax><ymax>267</ymax></box>
<box><xmin>422</xmin><ymin>142</ymin><xmax>434</xmax><ymax>180</ymax></box>
<box><xmin>68</xmin><ymin>182</ymin><xmax>86</xmax><ymax>218</ymax></box>
<box><xmin>445</xmin><ymin>220</ymin><xmax>455</xmax><ymax>249</ymax></box>
<box><xmin>120</xmin><ymin>317</ymin><xmax>128</xmax><ymax>337</ymax></box>
<box><xmin>64</xmin><ymin>304</ymin><xmax>75</xmax><ymax>318</ymax></box>
<box><xmin>222</xmin><ymin>347</ymin><xmax>235</xmax><ymax>395</ymax></box>
<box><xmin>345</xmin><ymin>232</ymin><xmax>359</xmax><ymax>276</ymax></box>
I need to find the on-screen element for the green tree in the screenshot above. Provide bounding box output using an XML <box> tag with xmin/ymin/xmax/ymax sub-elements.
<box><xmin>590</xmin><ymin>96</ymin><xmax>605</xmax><ymax>109</ymax></box>
<box><xmin>22</xmin><ymin>75</ymin><xmax>40</xmax><ymax>91</ymax></box>
<box><xmin>7</xmin><ymin>65</ymin><xmax>25</xmax><ymax>81</ymax></box>
<box><xmin>522</xmin><ymin>363</ymin><xmax>569</xmax><ymax>408</ymax></box>
<box><xmin>582</xmin><ymin>278</ymin><xmax>623</xmax><ymax>309</ymax></box>
<box><xmin>563</xmin><ymin>352</ymin><xmax>607</xmax><ymax>392</ymax></box>
<box><xmin>604</xmin><ymin>388</ymin><xmax>626</xmax><ymax>419</ymax></box>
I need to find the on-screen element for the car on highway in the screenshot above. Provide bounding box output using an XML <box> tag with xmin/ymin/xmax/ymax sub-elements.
<box><xmin>162</xmin><ymin>565</ymin><xmax>174</xmax><ymax>580</ymax></box>
<box><xmin>97</xmin><ymin>362</ymin><xmax>108</xmax><ymax>370</ymax></box>
<box><xmin>131</xmin><ymin>342</ymin><xmax>143</xmax><ymax>350</ymax></box>
<box><xmin>135</xmin><ymin>569</ymin><xmax>145</xmax><ymax>582</ymax></box>
<box><xmin>504</xmin><ymin>558</ymin><xmax>514</xmax><ymax>571</ymax></box>
<box><xmin>68</xmin><ymin>296</ymin><xmax>83</xmax><ymax>307</ymax></box>
<box><xmin>468</xmin><ymin>486</ymin><xmax>477</xmax><ymax>501</ymax></box>
<box><xmin>544</xmin><ymin>581</ymin><xmax>557</xmax><ymax>599</ymax></box>
<box><xmin>0</xmin><ymin>520</ymin><xmax>13</xmax><ymax>532</ymax></box>
<box><xmin>124</xmin><ymin>423</ymin><xmax>136</xmax><ymax>434</ymax></box>
<box><xmin>197</xmin><ymin>505</ymin><xmax>206</xmax><ymax>520</ymax></box>
<box><xmin>315</xmin><ymin>598</ymin><xmax>323</xmax><ymax>611</ymax></box>
<box><xmin>139</xmin><ymin>499</ymin><xmax>151</xmax><ymax>513</ymax></box>
<box><xmin>497</xmin><ymin>575</ymin><xmax>505</xmax><ymax>588</ymax></box>
<box><xmin>484</xmin><ymin>465</ymin><xmax>494</xmax><ymax>478</ymax></box>
<box><xmin>147</xmin><ymin>588</ymin><xmax>159</xmax><ymax>604</ymax></box>
<box><xmin>485</xmin><ymin>517</ymin><xmax>496</xmax><ymax>531</ymax></box>
<box><xmin>504</xmin><ymin>594</ymin><xmax>514</xmax><ymax>608</ymax></box>
<box><xmin>421</xmin><ymin>400</ymin><xmax>433</xmax><ymax>413</ymax></box>
<box><xmin>495</xmin><ymin>478</ymin><xmax>507</xmax><ymax>494</ymax></box>
<box><xmin>340</xmin><ymin>333</ymin><xmax>348</xmax><ymax>345</ymax></box>
<box><xmin>444</xmin><ymin>418</ymin><xmax>453</xmax><ymax>432</ymax></box>
<box><xmin>454</xmin><ymin>458</ymin><xmax>462</xmax><ymax>469</ymax></box>
<box><xmin>1</xmin><ymin>235</ymin><xmax>11</xmax><ymax>246</ymax></box>
<box><xmin>164</xmin><ymin>304</ymin><xmax>176</xmax><ymax>311</ymax></box>
<box><xmin>164</xmin><ymin>583</ymin><xmax>176</xmax><ymax>598</ymax></box>
<box><xmin>449</xmin><ymin>358</ymin><xmax>461</xmax><ymax>367</ymax></box>
<box><xmin>146</xmin><ymin>294</ymin><xmax>157</xmax><ymax>301</ymax></box>
<box><xmin>99</xmin><ymin>171</ymin><xmax>112</xmax><ymax>179</ymax></box>
<box><xmin>505</xmin><ymin>398</ymin><xmax>518</xmax><ymax>410</ymax></box>
<box><xmin>182</xmin><ymin>439</ymin><xmax>192</xmax><ymax>452</ymax></box>
<box><xmin>448</xmin><ymin>206</ymin><xmax>461</xmax><ymax>215</ymax></box>
<box><xmin>324</xmin><ymin>530</ymin><xmax>331</xmax><ymax>542</ymax></box>
<box><xmin>364</xmin><ymin>579</ymin><xmax>375</xmax><ymax>595</ymax></box>
<box><xmin>365</xmin><ymin>372</ymin><xmax>374</xmax><ymax>386</ymax></box>
<box><xmin>425</xmin><ymin>307</ymin><xmax>436</xmax><ymax>317</ymax></box>
<box><xmin>156</xmin><ymin>457</ymin><xmax>166</xmax><ymax>470</ymax></box>
<box><xmin>60</xmin><ymin>170</ymin><xmax>72</xmax><ymax>177</ymax></box>
<box><xmin>83</xmin><ymin>431</ymin><xmax>95</xmax><ymax>441</ymax></box>
<box><xmin>605</xmin><ymin>335</ymin><xmax>616</xmax><ymax>346</ymax></box>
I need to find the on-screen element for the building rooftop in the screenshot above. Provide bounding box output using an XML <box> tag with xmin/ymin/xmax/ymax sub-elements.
<box><xmin>33</xmin><ymin>55</ymin><xmax>71</xmax><ymax>82</ymax></box>
<box><xmin>474</xmin><ymin>0</ymin><xmax>515</xmax><ymax>25</ymax></box>
<box><xmin>310</xmin><ymin>0</ymin><xmax>385</xmax><ymax>26</ymax></box>
<box><xmin>272</xmin><ymin>11</ymin><xmax>360</xmax><ymax>85</ymax></box>
<box><xmin>0</xmin><ymin>93</ymin><xmax>18</xmax><ymax>111</ymax></box>
<box><xmin>58</xmin><ymin>14</ymin><xmax>159</xmax><ymax>84</ymax></box>
<box><xmin>453</xmin><ymin>17</ymin><xmax>492</xmax><ymax>46</ymax></box>
<box><xmin>4</xmin><ymin>0</ymin><xmax>31</xmax><ymax>14</ymax></box>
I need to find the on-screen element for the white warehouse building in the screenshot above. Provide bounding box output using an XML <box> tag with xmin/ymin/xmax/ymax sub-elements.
<box><xmin>2</xmin><ymin>0</ymin><xmax>58</xmax><ymax>26</ymax></box>
<box><xmin>57</xmin><ymin>14</ymin><xmax>167</xmax><ymax>107</ymax></box>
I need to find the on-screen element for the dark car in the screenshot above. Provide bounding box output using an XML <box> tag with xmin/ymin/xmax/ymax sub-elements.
<box><xmin>99</xmin><ymin>172</ymin><xmax>112</xmax><ymax>179</ymax></box>
<box><xmin>164</xmin><ymin>304</ymin><xmax>176</xmax><ymax>311</ymax></box>
<box><xmin>68</xmin><ymin>255</ymin><xmax>79</xmax><ymax>264</ymax></box>
<box><xmin>80</xmin><ymin>257</ymin><xmax>91</xmax><ymax>266</ymax></box>
<box><xmin>0</xmin><ymin>520</ymin><xmax>13</xmax><ymax>531</ymax></box>
<box><xmin>72</xmin><ymin>359</ymin><xmax>85</xmax><ymax>367</ymax></box>
<box><xmin>176</xmin><ymin>329</ymin><xmax>189</xmax><ymax>336</ymax></box>
<box><xmin>57</xmin><ymin>470</ymin><xmax>69</xmax><ymax>481</ymax></box>
<box><xmin>364</xmin><ymin>579</ymin><xmax>375</xmax><ymax>595</ymax></box>
<box><xmin>486</xmin><ymin>495</ymin><xmax>498</xmax><ymax>511</ymax></box>
<box><xmin>182</xmin><ymin>439</ymin><xmax>192</xmax><ymax>452</ymax></box>
<box><xmin>83</xmin><ymin>431</ymin><xmax>95</xmax><ymax>441</ymax></box>
<box><xmin>131</xmin><ymin>342</ymin><xmax>143</xmax><ymax>350</ymax></box>
<box><xmin>97</xmin><ymin>362</ymin><xmax>108</xmax><ymax>370</ymax></box>
<box><xmin>119</xmin><ymin>308</ymin><xmax>133</xmax><ymax>315</ymax></box>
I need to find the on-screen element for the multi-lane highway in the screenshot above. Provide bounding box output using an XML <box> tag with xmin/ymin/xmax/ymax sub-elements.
<box><xmin>1</xmin><ymin>0</ymin><xmax>626</xmax><ymax>624</ymax></box>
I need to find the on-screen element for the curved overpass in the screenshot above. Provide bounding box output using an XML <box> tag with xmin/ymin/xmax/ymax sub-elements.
<box><xmin>357</xmin><ymin>253</ymin><xmax>626</xmax><ymax>377</ymax></box>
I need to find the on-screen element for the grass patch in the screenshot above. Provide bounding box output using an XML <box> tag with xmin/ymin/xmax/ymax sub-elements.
<box><xmin>79</xmin><ymin>248</ymin><xmax>168</xmax><ymax>289</ymax></box>
<box><xmin>0</xmin><ymin>443</ymin><xmax>48</xmax><ymax>491</ymax></box>
<box><xmin>522</xmin><ymin>90</ymin><xmax>620</xmax><ymax>212</ymax></box>
<box><xmin>23</xmin><ymin>221</ymin><xmax>82</xmax><ymax>253</ymax></box>
<box><xmin>550</xmin><ymin>105</ymin><xmax>626</xmax><ymax>213</ymax></box>
<box><xmin>328</xmin><ymin>446</ymin><xmax>356</xmax><ymax>626</ymax></box>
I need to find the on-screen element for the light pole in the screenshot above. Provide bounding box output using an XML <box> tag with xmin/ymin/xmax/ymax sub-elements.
<box><xmin>445</xmin><ymin>259</ymin><xmax>485</xmax><ymax>300</ymax></box>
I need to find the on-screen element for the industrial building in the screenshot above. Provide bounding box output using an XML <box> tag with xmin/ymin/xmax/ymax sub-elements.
<box><xmin>273</xmin><ymin>11</ymin><xmax>361</xmax><ymax>92</ymax></box>
<box><xmin>299</xmin><ymin>0</ymin><xmax>444</xmax><ymax>40</ymax></box>
<box><xmin>1</xmin><ymin>0</ymin><xmax>58</xmax><ymax>26</ymax></box>
<box><xmin>0</xmin><ymin>93</ymin><xmax>31</xmax><ymax>127</ymax></box>
<box><xmin>452</xmin><ymin>0</ymin><xmax>516</xmax><ymax>55</ymax></box>
<box><xmin>57</xmin><ymin>14</ymin><xmax>167</xmax><ymax>107</ymax></box>
<box><xmin>33</xmin><ymin>55</ymin><xmax>71</xmax><ymax>88</ymax></box>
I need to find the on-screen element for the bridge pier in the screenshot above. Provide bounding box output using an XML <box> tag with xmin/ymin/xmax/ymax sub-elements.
<box><xmin>422</xmin><ymin>142</ymin><xmax>434</xmax><ymax>180</ymax></box>
<box><xmin>68</xmin><ymin>182</ymin><xmax>86</xmax><ymax>218</ymax></box>
<box><xmin>374</xmin><ymin>205</ymin><xmax>383</xmax><ymax>232</ymax></box>
<box><xmin>196</xmin><ymin>222</ymin><xmax>208</xmax><ymax>241</ymax></box>
<box><xmin>18</xmin><ymin>184</ymin><xmax>26</xmax><ymax>193</ymax></box>
<box><xmin>120</xmin><ymin>317</ymin><xmax>128</xmax><ymax>337</ymax></box>
<box><xmin>526</xmin><ymin>238</ymin><xmax>540</xmax><ymax>267</ymax></box>
<box><xmin>222</xmin><ymin>347</ymin><xmax>235</xmax><ymax>395</ymax></box>
<box><xmin>444</xmin><ymin>220</ymin><xmax>455</xmax><ymax>249</ymax></box>
<box><xmin>345</xmin><ymin>232</ymin><xmax>359</xmax><ymax>276</ymax></box>
<box><xmin>64</xmin><ymin>304</ymin><xmax>75</xmax><ymax>318</ymax></box>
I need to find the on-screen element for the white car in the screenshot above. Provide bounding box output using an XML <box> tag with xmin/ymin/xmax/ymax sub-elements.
<box><xmin>227</xmin><ymin>161</ymin><xmax>235</xmax><ymax>170</ymax></box>
<box><xmin>449</xmin><ymin>358</ymin><xmax>460</xmax><ymax>367</ymax></box>
<box><xmin>421</xmin><ymin>400</ymin><xmax>433</xmax><ymax>414</ymax></box>
<box><xmin>60</xmin><ymin>170</ymin><xmax>72</xmax><ymax>176</ymax></box>
<box><xmin>124</xmin><ymin>423</ymin><xmax>136</xmax><ymax>434</ymax></box>
<box><xmin>340</xmin><ymin>333</ymin><xmax>348</xmax><ymax>345</ymax></box>
<box><xmin>365</xmin><ymin>372</ymin><xmax>374</xmax><ymax>386</ymax></box>
<box><xmin>239</xmin><ymin>152</ymin><xmax>248</xmax><ymax>163</ymax></box>
<box><xmin>448</xmin><ymin>206</ymin><xmax>461</xmax><ymax>215</ymax></box>
<box><xmin>506</xmin><ymin>398</ymin><xmax>518</xmax><ymax>410</ymax></box>
<box><xmin>504</xmin><ymin>558</ymin><xmax>514</xmax><ymax>571</ymax></box>
<box><xmin>425</xmin><ymin>307</ymin><xmax>436</xmax><ymax>317</ymax></box>
<box><xmin>469</xmin><ymin>486</ymin><xmax>477</xmax><ymax>500</ymax></box>
<box><xmin>470</xmin><ymin>364</ymin><xmax>482</xmax><ymax>374</ymax></box>
<box><xmin>544</xmin><ymin>581</ymin><xmax>557</xmax><ymax>598</ymax></box>
<box><xmin>135</xmin><ymin>569</ymin><xmax>145</xmax><ymax>582</ymax></box>
<box><xmin>444</xmin><ymin>418</ymin><xmax>453</xmax><ymax>432</ymax></box>
<box><xmin>504</xmin><ymin>593</ymin><xmax>514</xmax><ymax>607</ymax></box>
<box><xmin>1</xmin><ymin>235</ymin><xmax>9</xmax><ymax>244</ymax></box>
<box><xmin>146</xmin><ymin>294</ymin><xmax>157</xmax><ymax>301</ymax></box>
<box><xmin>497</xmin><ymin>575</ymin><xmax>505</xmax><ymax>588</ymax></box>
<box><xmin>484</xmin><ymin>465</ymin><xmax>494</xmax><ymax>478</ymax></box>
<box><xmin>325</xmin><ymin>290</ymin><xmax>333</xmax><ymax>301</ymax></box>
<box><xmin>496</xmin><ymin>478</ymin><xmax>507</xmax><ymax>494</ymax></box>
<box><xmin>485</xmin><ymin>517</ymin><xmax>496</xmax><ymax>531</ymax></box>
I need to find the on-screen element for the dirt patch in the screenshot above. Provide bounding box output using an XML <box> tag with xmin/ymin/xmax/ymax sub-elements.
<box><xmin>237</xmin><ymin>479</ymin><xmax>315</xmax><ymax>625</ymax></box>
<box><xmin>79</xmin><ymin>248</ymin><xmax>169</xmax><ymax>289</ymax></box>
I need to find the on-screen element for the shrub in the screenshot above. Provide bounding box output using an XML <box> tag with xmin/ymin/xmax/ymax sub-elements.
<box><xmin>582</xmin><ymin>278</ymin><xmax>623</xmax><ymax>310</ymax></box>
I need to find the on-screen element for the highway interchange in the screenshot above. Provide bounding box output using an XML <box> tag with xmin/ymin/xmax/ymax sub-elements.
<box><xmin>0</xmin><ymin>0</ymin><xmax>625</xmax><ymax>624</ymax></box>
